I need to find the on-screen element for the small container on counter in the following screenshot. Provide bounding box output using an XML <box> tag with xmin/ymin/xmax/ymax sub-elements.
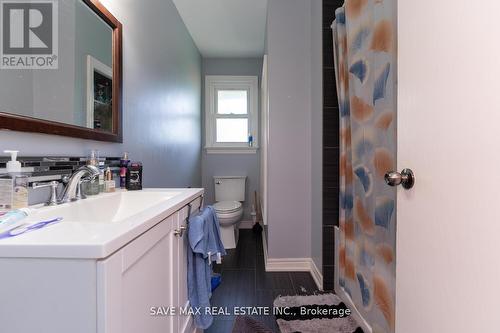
<box><xmin>98</xmin><ymin>161</ymin><xmax>106</xmax><ymax>193</ymax></box>
<box><xmin>104</xmin><ymin>167</ymin><xmax>116</xmax><ymax>193</ymax></box>
<box><xmin>126</xmin><ymin>162</ymin><xmax>142</xmax><ymax>191</ymax></box>
<box><xmin>120</xmin><ymin>152</ymin><xmax>130</xmax><ymax>189</ymax></box>
<box><xmin>87</xmin><ymin>150</ymin><xmax>100</xmax><ymax>196</ymax></box>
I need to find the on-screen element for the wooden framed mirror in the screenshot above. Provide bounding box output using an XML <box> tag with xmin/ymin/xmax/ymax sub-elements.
<box><xmin>0</xmin><ymin>0</ymin><xmax>122</xmax><ymax>142</ymax></box>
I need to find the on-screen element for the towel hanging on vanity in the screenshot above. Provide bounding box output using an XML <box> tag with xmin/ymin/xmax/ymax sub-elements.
<box><xmin>186</xmin><ymin>205</ymin><xmax>226</xmax><ymax>329</ymax></box>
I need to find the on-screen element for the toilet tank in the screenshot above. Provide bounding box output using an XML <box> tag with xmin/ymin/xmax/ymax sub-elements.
<box><xmin>214</xmin><ymin>176</ymin><xmax>246</xmax><ymax>202</ymax></box>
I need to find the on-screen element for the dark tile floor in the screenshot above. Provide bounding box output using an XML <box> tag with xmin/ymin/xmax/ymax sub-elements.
<box><xmin>206</xmin><ymin>229</ymin><xmax>319</xmax><ymax>333</ymax></box>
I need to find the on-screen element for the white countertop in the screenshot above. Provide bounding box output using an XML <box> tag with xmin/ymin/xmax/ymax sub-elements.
<box><xmin>0</xmin><ymin>188</ymin><xmax>204</xmax><ymax>259</ymax></box>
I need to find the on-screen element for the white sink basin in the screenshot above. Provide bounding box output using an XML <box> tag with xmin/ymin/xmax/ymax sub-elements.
<box><xmin>27</xmin><ymin>190</ymin><xmax>181</xmax><ymax>224</ymax></box>
<box><xmin>0</xmin><ymin>187</ymin><xmax>204</xmax><ymax>259</ymax></box>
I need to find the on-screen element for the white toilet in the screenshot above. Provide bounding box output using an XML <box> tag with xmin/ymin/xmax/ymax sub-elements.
<box><xmin>213</xmin><ymin>176</ymin><xmax>246</xmax><ymax>249</ymax></box>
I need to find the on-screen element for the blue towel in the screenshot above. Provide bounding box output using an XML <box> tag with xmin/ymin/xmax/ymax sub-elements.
<box><xmin>187</xmin><ymin>206</ymin><xmax>226</xmax><ymax>329</ymax></box>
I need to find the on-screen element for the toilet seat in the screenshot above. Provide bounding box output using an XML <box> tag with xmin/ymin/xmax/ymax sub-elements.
<box><xmin>213</xmin><ymin>201</ymin><xmax>242</xmax><ymax>214</ymax></box>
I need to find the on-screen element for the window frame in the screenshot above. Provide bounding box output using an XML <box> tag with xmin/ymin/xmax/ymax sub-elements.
<box><xmin>205</xmin><ymin>75</ymin><xmax>259</xmax><ymax>154</ymax></box>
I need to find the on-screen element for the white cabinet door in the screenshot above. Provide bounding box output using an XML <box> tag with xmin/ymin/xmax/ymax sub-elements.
<box><xmin>176</xmin><ymin>197</ymin><xmax>202</xmax><ymax>333</ymax></box>
<box><xmin>97</xmin><ymin>214</ymin><xmax>178</xmax><ymax>333</ymax></box>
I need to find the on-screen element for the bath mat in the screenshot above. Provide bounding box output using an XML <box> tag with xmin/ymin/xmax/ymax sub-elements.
<box><xmin>273</xmin><ymin>293</ymin><xmax>364</xmax><ymax>333</ymax></box>
<box><xmin>231</xmin><ymin>316</ymin><xmax>274</xmax><ymax>333</ymax></box>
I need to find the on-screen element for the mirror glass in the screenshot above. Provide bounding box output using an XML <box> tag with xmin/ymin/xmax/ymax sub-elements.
<box><xmin>0</xmin><ymin>0</ymin><xmax>114</xmax><ymax>132</ymax></box>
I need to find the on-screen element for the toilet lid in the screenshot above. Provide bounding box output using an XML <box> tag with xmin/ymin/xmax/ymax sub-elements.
<box><xmin>213</xmin><ymin>201</ymin><xmax>242</xmax><ymax>213</ymax></box>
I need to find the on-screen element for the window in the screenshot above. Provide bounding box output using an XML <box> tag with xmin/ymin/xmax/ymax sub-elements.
<box><xmin>205</xmin><ymin>76</ymin><xmax>259</xmax><ymax>153</ymax></box>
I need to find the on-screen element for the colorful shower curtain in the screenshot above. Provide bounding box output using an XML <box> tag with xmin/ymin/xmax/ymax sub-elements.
<box><xmin>332</xmin><ymin>1</ymin><xmax>396</xmax><ymax>333</ymax></box>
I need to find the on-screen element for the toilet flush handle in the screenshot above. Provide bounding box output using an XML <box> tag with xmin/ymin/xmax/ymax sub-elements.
<box><xmin>216</xmin><ymin>181</ymin><xmax>221</xmax><ymax>185</ymax></box>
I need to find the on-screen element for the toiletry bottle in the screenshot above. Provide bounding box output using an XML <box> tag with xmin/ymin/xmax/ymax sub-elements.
<box><xmin>104</xmin><ymin>167</ymin><xmax>116</xmax><ymax>193</ymax></box>
<box><xmin>119</xmin><ymin>152</ymin><xmax>130</xmax><ymax>189</ymax></box>
<box><xmin>0</xmin><ymin>150</ymin><xmax>29</xmax><ymax>213</ymax></box>
<box><xmin>126</xmin><ymin>162</ymin><xmax>142</xmax><ymax>191</ymax></box>
<box><xmin>248</xmin><ymin>133</ymin><xmax>253</xmax><ymax>147</ymax></box>
<box><xmin>98</xmin><ymin>160</ymin><xmax>105</xmax><ymax>193</ymax></box>
<box><xmin>87</xmin><ymin>150</ymin><xmax>100</xmax><ymax>196</ymax></box>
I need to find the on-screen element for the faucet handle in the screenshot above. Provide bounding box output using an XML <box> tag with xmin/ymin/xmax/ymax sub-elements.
<box><xmin>75</xmin><ymin>178</ymin><xmax>91</xmax><ymax>201</ymax></box>
<box><xmin>32</xmin><ymin>180</ymin><xmax>58</xmax><ymax>189</ymax></box>
<box><xmin>32</xmin><ymin>181</ymin><xmax>59</xmax><ymax>206</ymax></box>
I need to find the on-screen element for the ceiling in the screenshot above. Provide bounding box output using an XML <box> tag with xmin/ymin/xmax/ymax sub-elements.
<box><xmin>173</xmin><ymin>0</ymin><xmax>268</xmax><ymax>58</ymax></box>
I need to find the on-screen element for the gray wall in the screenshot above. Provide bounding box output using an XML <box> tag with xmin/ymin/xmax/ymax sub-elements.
<box><xmin>201</xmin><ymin>58</ymin><xmax>263</xmax><ymax>220</ymax></box>
<box><xmin>266</xmin><ymin>0</ymin><xmax>322</xmax><ymax>265</ymax></box>
<box><xmin>0</xmin><ymin>0</ymin><xmax>202</xmax><ymax>190</ymax></box>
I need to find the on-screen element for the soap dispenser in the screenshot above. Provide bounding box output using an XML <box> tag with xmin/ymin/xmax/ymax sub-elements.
<box><xmin>5</xmin><ymin>150</ymin><xmax>21</xmax><ymax>173</ymax></box>
<box><xmin>0</xmin><ymin>150</ymin><xmax>29</xmax><ymax>212</ymax></box>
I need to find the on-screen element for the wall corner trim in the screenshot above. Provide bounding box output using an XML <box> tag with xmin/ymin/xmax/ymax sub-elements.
<box><xmin>262</xmin><ymin>231</ymin><xmax>323</xmax><ymax>290</ymax></box>
<box><xmin>310</xmin><ymin>259</ymin><xmax>324</xmax><ymax>291</ymax></box>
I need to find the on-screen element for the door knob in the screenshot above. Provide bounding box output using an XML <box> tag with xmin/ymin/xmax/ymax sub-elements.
<box><xmin>384</xmin><ymin>168</ymin><xmax>415</xmax><ymax>189</ymax></box>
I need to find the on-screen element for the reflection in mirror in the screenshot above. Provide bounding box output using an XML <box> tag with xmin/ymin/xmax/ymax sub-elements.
<box><xmin>0</xmin><ymin>0</ymin><xmax>113</xmax><ymax>132</ymax></box>
<box><xmin>87</xmin><ymin>56</ymin><xmax>112</xmax><ymax>131</ymax></box>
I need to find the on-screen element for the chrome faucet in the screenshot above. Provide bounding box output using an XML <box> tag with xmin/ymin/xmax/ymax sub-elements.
<box><xmin>58</xmin><ymin>165</ymin><xmax>100</xmax><ymax>203</ymax></box>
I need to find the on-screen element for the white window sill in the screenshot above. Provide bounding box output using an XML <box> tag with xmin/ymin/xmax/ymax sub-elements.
<box><xmin>205</xmin><ymin>146</ymin><xmax>259</xmax><ymax>154</ymax></box>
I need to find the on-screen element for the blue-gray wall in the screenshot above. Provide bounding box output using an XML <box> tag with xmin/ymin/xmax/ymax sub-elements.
<box><xmin>266</xmin><ymin>0</ymin><xmax>323</xmax><ymax>275</ymax></box>
<box><xmin>0</xmin><ymin>0</ymin><xmax>202</xmax><ymax>190</ymax></box>
<box><xmin>266</xmin><ymin>0</ymin><xmax>311</xmax><ymax>260</ymax></box>
<box><xmin>201</xmin><ymin>58</ymin><xmax>263</xmax><ymax>220</ymax></box>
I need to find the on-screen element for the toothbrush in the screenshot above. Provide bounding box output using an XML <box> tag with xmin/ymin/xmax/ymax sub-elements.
<box><xmin>0</xmin><ymin>217</ymin><xmax>63</xmax><ymax>240</ymax></box>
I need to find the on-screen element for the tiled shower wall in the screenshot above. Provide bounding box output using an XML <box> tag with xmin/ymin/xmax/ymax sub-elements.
<box><xmin>322</xmin><ymin>0</ymin><xmax>342</xmax><ymax>291</ymax></box>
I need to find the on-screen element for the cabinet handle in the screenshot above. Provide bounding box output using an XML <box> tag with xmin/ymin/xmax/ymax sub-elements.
<box><xmin>174</xmin><ymin>226</ymin><xmax>187</xmax><ymax>237</ymax></box>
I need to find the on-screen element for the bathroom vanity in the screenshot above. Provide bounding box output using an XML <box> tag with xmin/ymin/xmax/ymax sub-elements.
<box><xmin>0</xmin><ymin>188</ymin><xmax>203</xmax><ymax>333</ymax></box>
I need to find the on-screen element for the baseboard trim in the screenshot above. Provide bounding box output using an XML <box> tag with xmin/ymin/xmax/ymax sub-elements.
<box><xmin>262</xmin><ymin>232</ymin><xmax>323</xmax><ymax>290</ymax></box>
<box><xmin>309</xmin><ymin>258</ymin><xmax>324</xmax><ymax>291</ymax></box>
<box><xmin>265</xmin><ymin>257</ymin><xmax>312</xmax><ymax>271</ymax></box>
<box><xmin>238</xmin><ymin>220</ymin><xmax>254</xmax><ymax>229</ymax></box>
